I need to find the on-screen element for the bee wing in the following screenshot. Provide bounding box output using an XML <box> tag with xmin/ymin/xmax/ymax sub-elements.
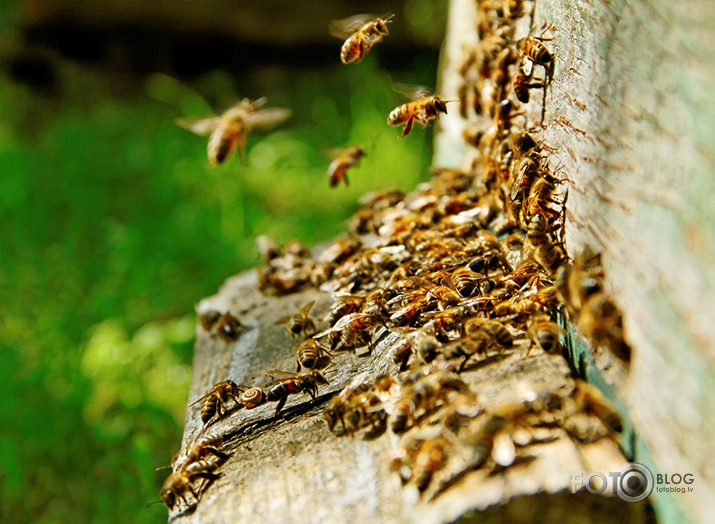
<box><xmin>329</xmin><ymin>13</ymin><xmax>377</xmax><ymax>38</ymax></box>
<box><xmin>299</xmin><ymin>300</ymin><xmax>316</xmax><ymax>316</ymax></box>
<box><xmin>265</xmin><ymin>370</ymin><xmax>298</xmax><ymax>378</ymax></box>
<box><xmin>176</xmin><ymin>116</ymin><xmax>221</xmax><ymax>136</ymax></box>
<box><xmin>243</xmin><ymin>107</ymin><xmax>292</xmax><ymax>129</ymax></box>
<box><xmin>392</xmin><ymin>82</ymin><xmax>433</xmax><ymax>101</ymax></box>
<box><xmin>188</xmin><ymin>391</ymin><xmax>214</xmax><ymax>407</ymax></box>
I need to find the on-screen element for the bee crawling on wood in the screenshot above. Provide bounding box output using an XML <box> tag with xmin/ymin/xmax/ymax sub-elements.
<box><xmin>171</xmin><ymin>434</ymin><xmax>228</xmax><ymax>473</ymax></box>
<box><xmin>190</xmin><ymin>380</ymin><xmax>244</xmax><ymax>427</ymax></box>
<box><xmin>216</xmin><ymin>312</ymin><xmax>244</xmax><ymax>342</ymax></box>
<box><xmin>329</xmin><ymin>13</ymin><xmax>394</xmax><ymax>64</ymax></box>
<box><xmin>295</xmin><ymin>337</ymin><xmax>332</xmax><ymax>371</ymax></box>
<box><xmin>265</xmin><ymin>370</ymin><xmax>329</xmax><ymax>417</ymax></box>
<box><xmin>160</xmin><ymin>459</ymin><xmax>220</xmax><ymax>513</ymax></box>
<box><xmin>274</xmin><ymin>300</ymin><xmax>318</xmax><ymax>338</ymax></box>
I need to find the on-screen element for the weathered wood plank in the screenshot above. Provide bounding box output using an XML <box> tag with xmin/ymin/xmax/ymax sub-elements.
<box><xmin>532</xmin><ymin>1</ymin><xmax>715</xmax><ymax>522</ymax></box>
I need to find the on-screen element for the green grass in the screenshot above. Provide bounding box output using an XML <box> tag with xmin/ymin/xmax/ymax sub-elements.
<box><xmin>0</xmin><ymin>55</ymin><xmax>435</xmax><ymax>522</ymax></box>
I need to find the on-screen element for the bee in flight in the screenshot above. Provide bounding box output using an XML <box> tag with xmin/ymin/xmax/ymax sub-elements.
<box><xmin>329</xmin><ymin>13</ymin><xmax>394</xmax><ymax>64</ymax></box>
<box><xmin>176</xmin><ymin>97</ymin><xmax>291</xmax><ymax>166</ymax></box>
<box><xmin>387</xmin><ymin>90</ymin><xmax>450</xmax><ymax>138</ymax></box>
<box><xmin>327</xmin><ymin>145</ymin><xmax>366</xmax><ymax>187</ymax></box>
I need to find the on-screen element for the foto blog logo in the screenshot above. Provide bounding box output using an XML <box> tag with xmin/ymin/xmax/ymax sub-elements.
<box><xmin>572</xmin><ymin>462</ymin><xmax>655</xmax><ymax>503</ymax></box>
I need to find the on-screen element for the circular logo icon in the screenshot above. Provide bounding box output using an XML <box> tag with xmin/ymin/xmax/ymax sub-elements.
<box><xmin>616</xmin><ymin>462</ymin><xmax>654</xmax><ymax>503</ymax></box>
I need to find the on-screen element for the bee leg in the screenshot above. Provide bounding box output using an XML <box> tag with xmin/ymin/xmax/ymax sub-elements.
<box><xmin>399</xmin><ymin>117</ymin><xmax>415</xmax><ymax>139</ymax></box>
<box><xmin>238</xmin><ymin>141</ymin><xmax>248</xmax><ymax>165</ymax></box>
<box><xmin>296</xmin><ymin>360</ymin><xmax>302</xmax><ymax>373</ymax></box>
<box><xmin>273</xmin><ymin>395</ymin><xmax>287</xmax><ymax>417</ymax></box>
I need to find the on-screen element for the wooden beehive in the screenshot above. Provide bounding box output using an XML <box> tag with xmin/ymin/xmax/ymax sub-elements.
<box><xmin>162</xmin><ymin>1</ymin><xmax>715</xmax><ymax>522</ymax></box>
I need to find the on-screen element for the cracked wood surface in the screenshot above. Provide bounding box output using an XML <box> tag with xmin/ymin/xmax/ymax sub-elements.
<box><xmin>175</xmin><ymin>271</ymin><xmax>643</xmax><ymax>523</ymax></box>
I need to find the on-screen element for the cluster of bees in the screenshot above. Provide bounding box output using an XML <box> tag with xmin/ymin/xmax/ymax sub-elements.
<box><xmin>161</xmin><ymin>1</ymin><xmax>633</xmax><ymax>515</ymax></box>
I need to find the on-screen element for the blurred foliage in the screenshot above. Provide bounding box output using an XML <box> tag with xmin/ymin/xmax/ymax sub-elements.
<box><xmin>0</xmin><ymin>13</ymin><xmax>440</xmax><ymax>523</ymax></box>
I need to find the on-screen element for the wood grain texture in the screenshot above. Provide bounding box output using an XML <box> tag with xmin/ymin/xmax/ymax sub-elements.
<box><xmin>531</xmin><ymin>1</ymin><xmax>715</xmax><ymax>522</ymax></box>
<box><xmin>174</xmin><ymin>272</ymin><xmax>642</xmax><ymax>524</ymax></box>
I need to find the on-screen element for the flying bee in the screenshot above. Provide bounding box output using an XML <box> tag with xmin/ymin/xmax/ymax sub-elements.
<box><xmin>329</xmin><ymin>13</ymin><xmax>394</xmax><ymax>64</ymax></box>
<box><xmin>177</xmin><ymin>97</ymin><xmax>291</xmax><ymax>165</ymax></box>
<box><xmin>160</xmin><ymin>459</ymin><xmax>219</xmax><ymax>512</ymax></box>
<box><xmin>327</xmin><ymin>145</ymin><xmax>366</xmax><ymax>187</ymax></box>
<box><xmin>295</xmin><ymin>337</ymin><xmax>332</xmax><ymax>371</ymax></box>
<box><xmin>387</xmin><ymin>91</ymin><xmax>450</xmax><ymax>138</ymax></box>
<box><xmin>275</xmin><ymin>300</ymin><xmax>317</xmax><ymax>338</ymax></box>
<box><xmin>190</xmin><ymin>380</ymin><xmax>243</xmax><ymax>427</ymax></box>
<box><xmin>265</xmin><ymin>370</ymin><xmax>329</xmax><ymax>417</ymax></box>
<box><xmin>216</xmin><ymin>312</ymin><xmax>244</xmax><ymax>342</ymax></box>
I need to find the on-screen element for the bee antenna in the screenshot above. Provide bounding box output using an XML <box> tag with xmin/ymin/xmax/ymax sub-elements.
<box><xmin>155</xmin><ymin>464</ymin><xmax>172</xmax><ymax>472</ymax></box>
<box><xmin>145</xmin><ymin>499</ymin><xmax>164</xmax><ymax>508</ymax></box>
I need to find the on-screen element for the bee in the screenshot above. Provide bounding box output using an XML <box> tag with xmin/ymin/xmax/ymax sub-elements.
<box><xmin>327</xmin><ymin>145</ymin><xmax>366</xmax><ymax>187</ymax></box>
<box><xmin>295</xmin><ymin>337</ymin><xmax>331</xmax><ymax>371</ymax></box>
<box><xmin>464</xmin><ymin>318</ymin><xmax>513</xmax><ymax>351</ymax></box>
<box><xmin>319</xmin><ymin>234</ymin><xmax>363</xmax><ymax>265</ymax></box>
<box><xmin>512</xmin><ymin>72</ymin><xmax>545</xmax><ymax>104</ymax></box>
<box><xmin>392</xmin><ymin>437</ymin><xmax>450</xmax><ymax>493</ymax></box>
<box><xmin>570</xmin><ymin>381</ymin><xmax>623</xmax><ymax>433</ymax></box>
<box><xmin>389</xmin><ymin>294</ymin><xmax>430</xmax><ymax>327</ymax></box>
<box><xmin>275</xmin><ymin>300</ymin><xmax>317</xmax><ymax>338</ymax></box>
<box><xmin>323</xmin><ymin>372</ymin><xmax>372</xmax><ymax>434</ymax></box>
<box><xmin>525</xmin><ymin>314</ymin><xmax>563</xmax><ymax>358</ymax></box>
<box><xmin>510</xmin><ymin>156</ymin><xmax>539</xmax><ymax>206</ymax></box>
<box><xmin>329</xmin><ymin>13</ymin><xmax>394</xmax><ymax>64</ymax></box>
<box><xmin>319</xmin><ymin>312</ymin><xmax>378</xmax><ymax>350</ymax></box>
<box><xmin>578</xmin><ymin>293</ymin><xmax>631</xmax><ymax>362</ymax></box>
<box><xmin>449</xmin><ymin>267</ymin><xmax>483</xmax><ymax>297</ymax></box>
<box><xmin>177</xmin><ymin>97</ymin><xmax>291</xmax><ymax>165</ymax></box>
<box><xmin>326</xmin><ymin>294</ymin><xmax>365</xmax><ymax>325</ymax></box>
<box><xmin>265</xmin><ymin>370</ymin><xmax>329</xmax><ymax>417</ymax></box>
<box><xmin>387</xmin><ymin>93</ymin><xmax>449</xmax><ymax>138</ymax></box>
<box><xmin>160</xmin><ymin>459</ymin><xmax>219</xmax><ymax>512</ymax></box>
<box><xmin>525</xmin><ymin>224</ymin><xmax>568</xmax><ymax>273</ymax></box>
<box><xmin>390</xmin><ymin>326</ymin><xmax>441</xmax><ymax>369</ymax></box>
<box><xmin>216</xmin><ymin>312</ymin><xmax>244</xmax><ymax>342</ymax></box>
<box><xmin>190</xmin><ymin>380</ymin><xmax>243</xmax><ymax>427</ymax></box>
<box><xmin>256</xmin><ymin>235</ymin><xmax>282</xmax><ymax>262</ymax></box>
<box><xmin>517</xmin><ymin>36</ymin><xmax>554</xmax><ymax>69</ymax></box>
<box><xmin>197</xmin><ymin>309</ymin><xmax>221</xmax><ymax>332</ymax></box>
<box><xmin>442</xmin><ymin>336</ymin><xmax>491</xmax><ymax>371</ymax></box>
<box><xmin>171</xmin><ymin>434</ymin><xmax>228</xmax><ymax>472</ymax></box>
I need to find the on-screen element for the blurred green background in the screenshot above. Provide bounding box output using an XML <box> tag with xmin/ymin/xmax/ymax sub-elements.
<box><xmin>0</xmin><ymin>1</ymin><xmax>445</xmax><ymax>522</ymax></box>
